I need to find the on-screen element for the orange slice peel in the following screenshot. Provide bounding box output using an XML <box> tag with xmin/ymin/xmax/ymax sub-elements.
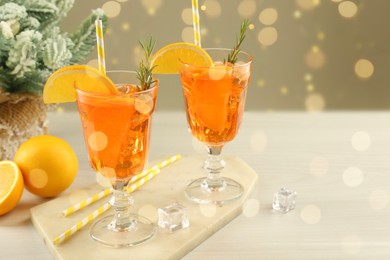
<box><xmin>43</xmin><ymin>65</ymin><xmax>118</xmax><ymax>104</ymax></box>
<box><xmin>151</xmin><ymin>42</ymin><xmax>213</xmax><ymax>74</ymax></box>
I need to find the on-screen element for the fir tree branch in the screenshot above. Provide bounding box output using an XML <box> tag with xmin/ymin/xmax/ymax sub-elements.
<box><xmin>0</xmin><ymin>1</ymin><xmax>104</xmax><ymax>94</ymax></box>
<box><xmin>6</xmin><ymin>30</ymin><xmax>42</xmax><ymax>78</ymax></box>
<box><xmin>0</xmin><ymin>3</ymin><xmax>27</xmax><ymax>21</ymax></box>
<box><xmin>12</xmin><ymin>69</ymin><xmax>51</xmax><ymax>94</ymax></box>
<box><xmin>69</xmin><ymin>8</ymin><xmax>107</xmax><ymax>64</ymax></box>
<box><xmin>42</xmin><ymin>33</ymin><xmax>73</xmax><ymax>70</ymax></box>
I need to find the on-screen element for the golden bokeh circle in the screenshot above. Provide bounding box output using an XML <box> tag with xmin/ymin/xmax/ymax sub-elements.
<box><xmin>257</xmin><ymin>27</ymin><xmax>278</xmax><ymax>46</ymax></box>
<box><xmin>203</xmin><ymin>0</ymin><xmax>222</xmax><ymax>18</ymax></box>
<box><xmin>305</xmin><ymin>93</ymin><xmax>326</xmax><ymax>112</ymax></box>
<box><xmin>181</xmin><ymin>8</ymin><xmax>193</xmax><ymax>25</ymax></box>
<box><xmin>259</xmin><ymin>8</ymin><xmax>278</xmax><ymax>25</ymax></box>
<box><xmin>238</xmin><ymin>0</ymin><xmax>257</xmax><ymax>17</ymax></box>
<box><xmin>338</xmin><ymin>1</ymin><xmax>358</xmax><ymax>18</ymax></box>
<box><xmin>296</xmin><ymin>0</ymin><xmax>320</xmax><ymax>11</ymax></box>
<box><xmin>102</xmin><ymin>1</ymin><xmax>121</xmax><ymax>18</ymax></box>
<box><xmin>354</xmin><ymin>59</ymin><xmax>374</xmax><ymax>79</ymax></box>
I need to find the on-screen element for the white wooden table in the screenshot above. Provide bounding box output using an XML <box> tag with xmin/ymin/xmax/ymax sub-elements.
<box><xmin>1</xmin><ymin>110</ymin><xmax>390</xmax><ymax>259</ymax></box>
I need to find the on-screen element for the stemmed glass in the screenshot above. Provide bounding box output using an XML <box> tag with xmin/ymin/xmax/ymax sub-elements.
<box><xmin>76</xmin><ymin>71</ymin><xmax>158</xmax><ymax>247</ymax></box>
<box><xmin>180</xmin><ymin>48</ymin><xmax>252</xmax><ymax>204</ymax></box>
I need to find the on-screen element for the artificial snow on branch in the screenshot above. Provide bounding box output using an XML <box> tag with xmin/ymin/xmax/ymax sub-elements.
<box><xmin>0</xmin><ymin>0</ymin><xmax>107</xmax><ymax>94</ymax></box>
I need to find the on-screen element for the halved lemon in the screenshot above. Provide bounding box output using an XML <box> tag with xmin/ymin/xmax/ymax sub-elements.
<box><xmin>43</xmin><ymin>65</ymin><xmax>118</xmax><ymax>104</ymax></box>
<box><xmin>0</xmin><ymin>160</ymin><xmax>24</xmax><ymax>215</ymax></box>
<box><xmin>151</xmin><ymin>42</ymin><xmax>213</xmax><ymax>74</ymax></box>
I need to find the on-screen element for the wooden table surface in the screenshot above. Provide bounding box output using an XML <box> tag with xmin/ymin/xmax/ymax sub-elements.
<box><xmin>1</xmin><ymin>110</ymin><xmax>390</xmax><ymax>259</ymax></box>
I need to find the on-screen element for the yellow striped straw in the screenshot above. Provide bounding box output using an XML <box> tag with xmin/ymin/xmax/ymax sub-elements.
<box><xmin>95</xmin><ymin>19</ymin><xmax>106</xmax><ymax>75</ymax></box>
<box><xmin>53</xmin><ymin>168</ymin><xmax>162</xmax><ymax>245</ymax></box>
<box><xmin>191</xmin><ymin>0</ymin><xmax>201</xmax><ymax>47</ymax></box>
<box><xmin>62</xmin><ymin>154</ymin><xmax>182</xmax><ymax>216</ymax></box>
<box><xmin>53</xmin><ymin>203</ymin><xmax>111</xmax><ymax>246</ymax></box>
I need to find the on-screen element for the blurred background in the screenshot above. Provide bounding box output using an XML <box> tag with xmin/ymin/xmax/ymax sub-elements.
<box><xmin>61</xmin><ymin>0</ymin><xmax>390</xmax><ymax>111</ymax></box>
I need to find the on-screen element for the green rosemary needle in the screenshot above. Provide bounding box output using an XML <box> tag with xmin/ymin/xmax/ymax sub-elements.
<box><xmin>136</xmin><ymin>37</ymin><xmax>157</xmax><ymax>91</ymax></box>
<box><xmin>227</xmin><ymin>19</ymin><xmax>250</xmax><ymax>64</ymax></box>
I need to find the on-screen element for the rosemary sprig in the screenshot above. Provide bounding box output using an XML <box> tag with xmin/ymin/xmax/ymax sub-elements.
<box><xmin>227</xmin><ymin>19</ymin><xmax>250</xmax><ymax>64</ymax></box>
<box><xmin>136</xmin><ymin>37</ymin><xmax>157</xmax><ymax>90</ymax></box>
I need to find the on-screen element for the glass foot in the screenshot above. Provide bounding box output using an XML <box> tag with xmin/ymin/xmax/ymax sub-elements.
<box><xmin>90</xmin><ymin>213</ymin><xmax>155</xmax><ymax>247</ymax></box>
<box><xmin>185</xmin><ymin>177</ymin><xmax>243</xmax><ymax>205</ymax></box>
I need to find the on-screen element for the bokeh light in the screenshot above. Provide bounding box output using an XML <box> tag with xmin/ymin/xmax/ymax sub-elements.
<box><xmin>68</xmin><ymin>190</ymin><xmax>89</xmax><ymax>205</ymax></box>
<box><xmin>141</xmin><ymin>0</ymin><xmax>162</xmax><ymax>15</ymax></box>
<box><xmin>121</xmin><ymin>22</ymin><xmax>130</xmax><ymax>31</ymax></box>
<box><xmin>293</xmin><ymin>10</ymin><xmax>302</xmax><ymax>19</ymax></box>
<box><xmin>181</xmin><ymin>26</ymin><xmax>194</xmax><ymax>43</ymax></box>
<box><xmin>259</xmin><ymin>8</ymin><xmax>278</xmax><ymax>25</ymax></box>
<box><xmin>95</xmin><ymin>173</ymin><xmax>111</xmax><ymax>188</ymax></box>
<box><xmin>181</xmin><ymin>8</ymin><xmax>193</xmax><ymax>25</ymax></box>
<box><xmin>87</xmin><ymin>59</ymin><xmax>99</xmax><ymax>69</ymax></box>
<box><xmin>192</xmin><ymin>136</ymin><xmax>205</xmax><ymax>154</ymax></box>
<box><xmin>199</xmin><ymin>203</ymin><xmax>217</xmax><ymax>218</ymax></box>
<box><xmin>203</xmin><ymin>0</ymin><xmax>222</xmax><ymax>18</ymax></box>
<box><xmin>309</xmin><ymin>156</ymin><xmax>329</xmax><ymax>176</ymax></box>
<box><xmin>354</xmin><ymin>59</ymin><xmax>374</xmax><ymax>79</ymax></box>
<box><xmin>250</xmin><ymin>130</ymin><xmax>268</xmax><ymax>153</ymax></box>
<box><xmin>257</xmin><ymin>79</ymin><xmax>266</xmax><ymax>88</ymax></box>
<box><xmin>238</xmin><ymin>0</ymin><xmax>257</xmax><ymax>17</ymax></box>
<box><xmin>305</xmin><ymin>46</ymin><xmax>326</xmax><ymax>69</ymax></box>
<box><xmin>342</xmin><ymin>166</ymin><xmax>363</xmax><ymax>187</ymax></box>
<box><xmin>304</xmin><ymin>74</ymin><xmax>313</xmax><ymax>82</ymax></box>
<box><xmin>111</xmin><ymin>57</ymin><xmax>119</xmax><ymax>66</ymax></box>
<box><xmin>243</xmin><ymin>198</ymin><xmax>260</xmax><ymax>217</ymax></box>
<box><xmin>29</xmin><ymin>169</ymin><xmax>48</xmax><ymax>189</ymax></box>
<box><xmin>301</xmin><ymin>204</ymin><xmax>321</xmax><ymax>224</ymax></box>
<box><xmin>351</xmin><ymin>131</ymin><xmax>371</xmax><ymax>151</ymax></box>
<box><xmin>132</xmin><ymin>45</ymin><xmax>143</xmax><ymax>66</ymax></box>
<box><xmin>257</xmin><ymin>27</ymin><xmax>278</xmax><ymax>46</ymax></box>
<box><xmin>369</xmin><ymin>190</ymin><xmax>390</xmax><ymax>210</ymax></box>
<box><xmin>307</xmin><ymin>84</ymin><xmax>315</xmax><ymax>92</ymax></box>
<box><xmin>296</xmin><ymin>0</ymin><xmax>321</xmax><ymax>11</ymax></box>
<box><xmin>102</xmin><ymin>1</ymin><xmax>121</xmax><ymax>18</ymax></box>
<box><xmin>338</xmin><ymin>1</ymin><xmax>358</xmax><ymax>18</ymax></box>
<box><xmin>280</xmin><ymin>86</ymin><xmax>289</xmax><ymax>95</ymax></box>
<box><xmin>317</xmin><ymin>32</ymin><xmax>325</xmax><ymax>41</ymax></box>
<box><xmin>305</xmin><ymin>93</ymin><xmax>326</xmax><ymax>112</ymax></box>
<box><xmin>88</xmin><ymin>131</ymin><xmax>108</xmax><ymax>152</ymax></box>
<box><xmin>138</xmin><ymin>204</ymin><xmax>158</xmax><ymax>222</ymax></box>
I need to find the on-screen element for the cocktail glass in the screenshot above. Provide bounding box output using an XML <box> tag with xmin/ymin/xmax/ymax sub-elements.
<box><xmin>76</xmin><ymin>71</ymin><xmax>158</xmax><ymax>247</ymax></box>
<box><xmin>180</xmin><ymin>48</ymin><xmax>252</xmax><ymax>204</ymax></box>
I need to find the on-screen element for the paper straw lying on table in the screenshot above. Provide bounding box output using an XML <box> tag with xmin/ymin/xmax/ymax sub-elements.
<box><xmin>53</xmin><ymin>167</ymin><xmax>162</xmax><ymax>245</ymax></box>
<box><xmin>191</xmin><ymin>0</ymin><xmax>201</xmax><ymax>47</ymax></box>
<box><xmin>95</xmin><ymin>19</ymin><xmax>106</xmax><ymax>75</ymax></box>
<box><xmin>62</xmin><ymin>154</ymin><xmax>182</xmax><ymax>216</ymax></box>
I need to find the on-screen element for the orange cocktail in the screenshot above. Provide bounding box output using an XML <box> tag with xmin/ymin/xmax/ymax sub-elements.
<box><xmin>181</xmin><ymin>59</ymin><xmax>250</xmax><ymax>145</ymax></box>
<box><xmin>180</xmin><ymin>48</ymin><xmax>252</xmax><ymax>204</ymax></box>
<box><xmin>77</xmin><ymin>84</ymin><xmax>157</xmax><ymax>182</ymax></box>
<box><xmin>75</xmin><ymin>71</ymin><xmax>158</xmax><ymax>247</ymax></box>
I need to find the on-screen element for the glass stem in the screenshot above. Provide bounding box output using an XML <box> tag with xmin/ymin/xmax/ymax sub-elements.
<box><xmin>108</xmin><ymin>180</ymin><xmax>134</xmax><ymax>231</ymax></box>
<box><xmin>203</xmin><ymin>145</ymin><xmax>226</xmax><ymax>192</ymax></box>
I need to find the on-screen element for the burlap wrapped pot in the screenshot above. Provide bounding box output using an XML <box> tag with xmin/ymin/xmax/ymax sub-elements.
<box><xmin>0</xmin><ymin>91</ymin><xmax>48</xmax><ymax>160</ymax></box>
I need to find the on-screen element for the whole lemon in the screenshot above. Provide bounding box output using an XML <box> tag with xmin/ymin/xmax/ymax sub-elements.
<box><xmin>14</xmin><ymin>135</ymin><xmax>78</xmax><ymax>197</ymax></box>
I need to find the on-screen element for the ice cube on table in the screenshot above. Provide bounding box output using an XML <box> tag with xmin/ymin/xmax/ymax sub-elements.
<box><xmin>158</xmin><ymin>202</ymin><xmax>190</xmax><ymax>233</ymax></box>
<box><xmin>272</xmin><ymin>187</ymin><xmax>297</xmax><ymax>213</ymax></box>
